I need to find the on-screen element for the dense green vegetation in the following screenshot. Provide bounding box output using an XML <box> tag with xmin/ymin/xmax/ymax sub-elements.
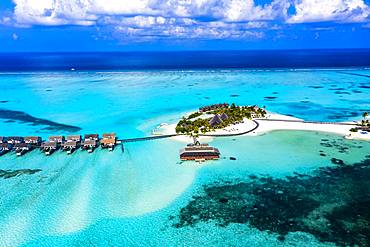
<box><xmin>176</xmin><ymin>103</ymin><xmax>266</xmax><ymax>135</ymax></box>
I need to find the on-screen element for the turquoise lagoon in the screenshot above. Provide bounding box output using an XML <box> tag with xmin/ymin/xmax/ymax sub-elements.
<box><xmin>0</xmin><ymin>69</ymin><xmax>369</xmax><ymax>246</ymax></box>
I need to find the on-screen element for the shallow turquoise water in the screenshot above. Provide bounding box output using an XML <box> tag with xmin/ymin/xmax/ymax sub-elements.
<box><xmin>0</xmin><ymin>69</ymin><xmax>369</xmax><ymax>246</ymax></box>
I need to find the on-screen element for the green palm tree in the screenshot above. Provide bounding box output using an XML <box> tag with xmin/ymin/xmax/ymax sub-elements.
<box><xmin>363</xmin><ymin>112</ymin><xmax>368</xmax><ymax>120</ymax></box>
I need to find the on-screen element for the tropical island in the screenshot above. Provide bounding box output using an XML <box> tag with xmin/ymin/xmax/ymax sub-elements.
<box><xmin>175</xmin><ymin>103</ymin><xmax>266</xmax><ymax>135</ymax></box>
<box><xmin>152</xmin><ymin>104</ymin><xmax>370</xmax><ymax>142</ymax></box>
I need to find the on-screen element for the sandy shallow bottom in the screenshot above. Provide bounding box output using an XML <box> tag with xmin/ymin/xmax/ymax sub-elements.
<box><xmin>0</xmin><ymin>69</ymin><xmax>369</xmax><ymax>246</ymax></box>
<box><xmin>0</xmin><ymin>130</ymin><xmax>369</xmax><ymax>246</ymax></box>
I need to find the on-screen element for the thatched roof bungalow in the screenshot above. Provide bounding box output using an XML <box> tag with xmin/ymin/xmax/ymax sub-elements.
<box><xmin>220</xmin><ymin>113</ymin><xmax>229</xmax><ymax>121</ymax></box>
<box><xmin>24</xmin><ymin>136</ymin><xmax>42</xmax><ymax>144</ymax></box>
<box><xmin>209</xmin><ymin>114</ymin><xmax>223</xmax><ymax>127</ymax></box>
<box><xmin>48</xmin><ymin>136</ymin><xmax>65</xmax><ymax>143</ymax></box>
<box><xmin>66</xmin><ymin>135</ymin><xmax>81</xmax><ymax>142</ymax></box>
<box><xmin>41</xmin><ymin>142</ymin><xmax>58</xmax><ymax>149</ymax></box>
<box><xmin>102</xmin><ymin>133</ymin><xmax>116</xmax><ymax>140</ymax></box>
<box><xmin>7</xmin><ymin>136</ymin><xmax>24</xmax><ymax>144</ymax></box>
<box><xmin>62</xmin><ymin>141</ymin><xmax>78</xmax><ymax>148</ymax></box>
<box><xmin>84</xmin><ymin>134</ymin><xmax>99</xmax><ymax>141</ymax></box>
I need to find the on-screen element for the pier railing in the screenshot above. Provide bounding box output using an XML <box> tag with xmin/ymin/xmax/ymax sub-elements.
<box><xmin>118</xmin><ymin>134</ymin><xmax>178</xmax><ymax>143</ymax></box>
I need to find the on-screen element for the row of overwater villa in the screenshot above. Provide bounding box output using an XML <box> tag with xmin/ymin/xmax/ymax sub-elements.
<box><xmin>0</xmin><ymin>133</ymin><xmax>117</xmax><ymax>156</ymax></box>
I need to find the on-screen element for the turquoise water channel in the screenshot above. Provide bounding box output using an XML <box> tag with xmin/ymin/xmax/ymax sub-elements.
<box><xmin>0</xmin><ymin>69</ymin><xmax>369</xmax><ymax>246</ymax></box>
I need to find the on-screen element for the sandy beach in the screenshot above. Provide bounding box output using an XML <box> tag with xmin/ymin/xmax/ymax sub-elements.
<box><xmin>153</xmin><ymin>112</ymin><xmax>370</xmax><ymax>142</ymax></box>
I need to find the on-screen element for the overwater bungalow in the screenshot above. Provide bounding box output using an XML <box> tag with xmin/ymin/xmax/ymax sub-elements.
<box><xmin>24</xmin><ymin>136</ymin><xmax>42</xmax><ymax>145</ymax></box>
<box><xmin>101</xmin><ymin>133</ymin><xmax>116</xmax><ymax>151</ymax></box>
<box><xmin>84</xmin><ymin>134</ymin><xmax>99</xmax><ymax>141</ymax></box>
<box><xmin>14</xmin><ymin>143</ymin><xmax>32</xmax><ymax>156</ymax></box>
<box><xmin>0</xmin><ymin>143</ymin><xmax>12</xmax><ymax>156</ymax></box>
<box><xmin>48</xmin><ymin>136</ymin><xmax>65</xmax><ymax>144</ymax></box>
<box><xmin>41</xmin><ymin>142</ymin><xmax>58</xmax><ymax>155</ymax></box>
<box><xmin>7</xmin><ymin>136</ymin><xmax>24</xmax><ymax>144</ymax></box>
<box><xmin>0</xmin><ymin>136</ymin><xmax>7</xmax><ymax>144</ymax></box>
<box><xmin>179</xmin><ymin>143</ymin><xmax>220</xmax><ymax>161</ymax></box>
<box><xmin>66</xmin><ymin>135</ymin><xmax>81</xmax><ymax>142</ymax></box>
<box><xmin>62</xmin><ymin>141</ymin><xmax>78</xmax><ymax>154</ymax></box>
<box><xmin>82</xmin><ymin>139</ymin><xmax>97</xmax><ymax>153</ymax></box>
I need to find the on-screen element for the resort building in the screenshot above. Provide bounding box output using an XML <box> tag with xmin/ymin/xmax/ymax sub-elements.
<box><xmin>199</xmin><ymin>103</ymin><xmax>229</xmax><ymax>112</ymax></box>
<box><xmin>101</xmin><ymin>133</ymin><xmax>116</xmax><ymax>151</ymax></box>
<box><xmin>14</xmin><ymin>143</ymin><xmax>32</xmax><ymax>156</ymax></box>
<box><xmin>179</xmin><ymin>143</ymin><xmax>220</xmax><ymax>161</ymax></box>
<box><xmin>24</xmin><ymin>136</ymin><xmax>42</xmax><ymax>145</ymax></box>
<box><xmin>48</xmin><ymin>136</ymin><xmax>65</xmax><ymax>144</ymax></box>
<box><xmin>7</xmin><ymin>136</ymin><xmax>24</xmax><ymax>144</ymax></box>
<box><xmin>209</xmin><ymin>114</ymin><xmax>224</xmax><ymax>127</ymax></box>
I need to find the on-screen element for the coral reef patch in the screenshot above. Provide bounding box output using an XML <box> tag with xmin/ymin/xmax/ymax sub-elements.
<box><xmin>171</xmin><ymin>159</ymin><xmax>370</xmax><ymax>246</ymax></box>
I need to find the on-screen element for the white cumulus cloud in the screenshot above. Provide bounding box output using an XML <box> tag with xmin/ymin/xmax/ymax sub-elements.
<box><xmin>6</xmin><ymin>0</ymin><xmax>370</xmax><ymax>41</ymax></box>
<box><xmin>288</xmin><ymin>0</ymin><xmax>370</xmax><ymax>23</ymax></box>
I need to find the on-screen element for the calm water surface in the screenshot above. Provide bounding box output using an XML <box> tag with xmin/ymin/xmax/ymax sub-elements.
<box><xmin>0</xmin><ymin>69</ymin><xmax>369</xmax><ymax>246</ymax></box>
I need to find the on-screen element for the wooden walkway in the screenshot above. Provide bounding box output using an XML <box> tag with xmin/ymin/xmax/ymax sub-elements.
<box><xmin>118</xmin><ymin>134</ymin><xmax>178</xmax><ymax>143</ymax></box>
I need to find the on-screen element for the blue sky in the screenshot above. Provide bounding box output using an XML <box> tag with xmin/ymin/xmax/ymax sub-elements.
<box><xmin>0</xmin><ymin>0</ymin><xmax>369</xmax><ymax>52</ymax></box>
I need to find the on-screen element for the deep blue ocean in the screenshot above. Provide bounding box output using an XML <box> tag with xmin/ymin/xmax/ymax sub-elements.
<box><xmin>0</xmin><ymin>49</ymin><xmax>370</xmax><ymax>71</ymax></box>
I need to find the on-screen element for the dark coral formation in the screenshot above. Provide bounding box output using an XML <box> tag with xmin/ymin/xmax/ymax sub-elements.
<box><xmin>171</xmin><ymin>158</ymin><xmax>370</xmax><ymax>246</ymax></box>
<box><xmin>0</xmin><ymin>108</ymin><xmax>81</xmax><ymax>132</ymax></box>
<box><xmin>320</xmin><ymin>138</ymin><xmax>362</xmax><ymax>153</ymax></box>
<box><xmin>0</xmin><ymin>169</ymin><xmax>42</xmax><ymax>179</ymax></box>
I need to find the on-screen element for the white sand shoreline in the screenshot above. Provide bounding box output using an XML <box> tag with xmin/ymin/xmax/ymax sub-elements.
<box><xmin>152</xmin><ymin>112</ymin><xmax>370</xmax><ymax>142</ymax></box>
